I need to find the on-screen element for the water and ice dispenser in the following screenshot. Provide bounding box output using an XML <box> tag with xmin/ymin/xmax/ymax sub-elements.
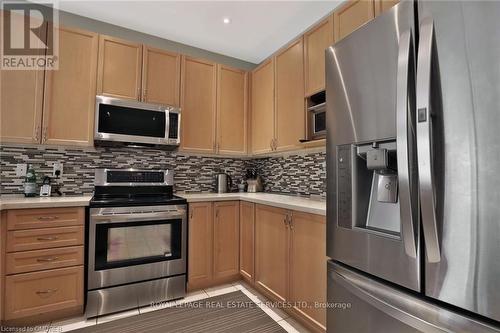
<box><xmin>337</xmin><ymin>140</ymin><xmax>401</xmax><ymax>236</ymax></box>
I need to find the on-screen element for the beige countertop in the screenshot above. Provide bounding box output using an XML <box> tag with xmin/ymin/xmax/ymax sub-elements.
<box><xmin>0</xmin><ymin>193</ymin><xmax>326</xmax><ymax>216</ymax></box>
<box><xmin>178</xmin><ymin>193</ymin><xmax>326</xmax><ymax>216</ymax></box>
<box><xmin>0</xmin><ymin>195</ymin><xmax>93</xmax><ymax>211</ymax></box>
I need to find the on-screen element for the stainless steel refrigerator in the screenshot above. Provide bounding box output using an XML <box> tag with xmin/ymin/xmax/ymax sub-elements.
<box><xmin>326</xmin><ymin>1</ymin><xmax>500</xmax><ymax>332</ymax></box>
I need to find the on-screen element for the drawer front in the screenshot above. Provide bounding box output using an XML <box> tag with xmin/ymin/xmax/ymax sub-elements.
<box><xmin>5</xmin><ymin>266</ymin><xmax>83</xmax><ymax>320</ymax></box>
<box><xmin>6</xmin><ymin>246</ymin><xmax>84</xmax><ymax>275</ymax></box>
<box><xmin>7</xmin><ymin>226</ymin><xmax>84</xmax><ymax>252</ymax></box>
<box><xmin>7</xmin><ymin>207</ymin><xmax>84</xmax><ymax>231</ymax></box>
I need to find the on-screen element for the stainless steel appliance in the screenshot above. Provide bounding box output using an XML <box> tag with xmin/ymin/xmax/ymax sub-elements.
<box><xmin>94</xmin><ymin>95</ymin><xmax>181</xmax><ymax>148</ymax></box>
<box><xmin>326</xmin><ymin>1</ymin><xmax>500</xmax><ymax>331</ymax></box>
<box><xmin>308</xmin><ymin>102</ymin><xmax>326</xmax><ymax>139</ymax></box>
<box><xmin>215</xmin><ymin>172</ymin><xmax>232</xmax><ymax>193</ymax></box>
<box><xmin>87</xmin><ymin>169</ymin><xmax>187</xmax><ymax>317</ymax></box>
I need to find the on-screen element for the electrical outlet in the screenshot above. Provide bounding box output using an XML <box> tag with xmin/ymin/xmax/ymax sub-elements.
<box><xmin>52</xmin><ymin>162</ymin><xmax>63</xmax><ymax>177</ymax></box>
<box><xmin>15</xmin><ymin>163</ymin><xmax>27</xmax><ymax>177</ymax></box>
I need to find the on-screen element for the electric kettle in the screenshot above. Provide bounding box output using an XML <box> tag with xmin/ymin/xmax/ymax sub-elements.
<box><xmin>215</xmin><ymin>172</ymin><xmax>232</xmax><ymax>193</ymax></box>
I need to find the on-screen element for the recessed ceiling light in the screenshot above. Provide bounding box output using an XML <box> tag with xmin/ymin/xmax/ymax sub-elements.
<box><xmin>223</xmin><ymin>17</ymin><xmax>231</xmax><ymax>24</ymax></box>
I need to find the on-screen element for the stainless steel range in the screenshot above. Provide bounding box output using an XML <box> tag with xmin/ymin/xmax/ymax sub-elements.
<box><xmin>86</xmin><ymin>169</ymin><xmax>187</xmax><ymax>317</ymax></box>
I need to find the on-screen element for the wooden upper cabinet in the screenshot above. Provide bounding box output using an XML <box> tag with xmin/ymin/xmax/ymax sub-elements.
<box><xmin>180</xmin><ymin>56</ymin><xmax>217</xmax><ymax>154</ymax></box>
<box><xmin>216</xmin><ymin>65</ymin><xmax>248</xmax><ymax>156</ymax></box>
<box><xmin>275</xmin><ymin>38</ymin><xmax>305</xmax><ymax>151</ymax></box>
<box><xmin>188</xmin><ymin>202</ymin><xmax>213</xmax><ymax>289</ymax></box>
<box><xmin>375</xmin><ymin>0</ymin><xmax>400</xmax><ymax>15</ymax></box>
<box><xmin>251</xmin><ymin>59</ymin><xmax>275</xmax><ymax>154</ymax></box>
<box><xmin>42</xmin><ymin>27</ymin><xmax>98</xmax><ymax>146</ymax></box>
<box><xmin>142</xmin><ymin>46</ymin><xmax>180</xmax><ymax>106</ymax></box>
<box><xmin>213</xmin><ymin>201</ymin><xmax>240</xmax><ymax>280</ymax></box>
<box><xmin>304</xmin><ymin>16</ymin><xmax>334</xmax><ymax>96</ymax></box>
<box><xmin>97</xmin><ymin>35</ymin><xmax>142</xmax><ymax>100</ymax></box>
<box><xmin>334</xmin><ymin>0</ymin><xmax>376</xmax><ymax>42</ymax></box>
<box><xmin>239</xmin><ymin>201</ymin><xmax>255</xmax><ymax>282</ymax></box>
<box><xmin>0</xmin><ymin>12</ymin><xmax>45</xmax><ymax>144</ymax></box>
<box><xmin>255</xmin><ymin>204</ymin><xmax>289</xmax><ymax>302</ymax></box>
<box><xmin>290</xmin><ymin>212</ymin><xmax>327</xmax><ymax>330</ymax></box>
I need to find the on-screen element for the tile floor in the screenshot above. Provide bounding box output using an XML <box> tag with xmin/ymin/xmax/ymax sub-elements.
<box><xmin>38</xmin><ymin>281</ymin><xmax>311</xmax><ymax>333</ymax></box>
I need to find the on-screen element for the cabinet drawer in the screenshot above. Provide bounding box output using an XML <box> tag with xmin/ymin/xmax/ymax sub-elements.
<box><xmin>5</xmin><ymin>266</ymin><xmax>83</xmax><ymax>320</ymax></box>
<box><xmin>7</xmin><ymin>226</ymin><xmax>84</xmax><ymax>252</ymax></box>
<box><xmin>6</xmin><ymin>246</ymin><xmax>84</xmax><ymax>275</ymax></box>
<box><xmin>7</xmin><ymin>207</ymin><xmax>84</xmax><ymax>231</ymax></box>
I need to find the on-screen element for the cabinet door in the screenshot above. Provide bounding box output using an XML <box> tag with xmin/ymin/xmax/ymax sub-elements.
<box><xmin>255</xmin><ymin>204</ymin><xmax>289</xmax><ymax>301</ymax></box>
<box><xmin>180</xmin><ymin>57</ymin><xmax>217</xmax><ymax>153</ymax></box>
<box><xmin>304</xmin><ymin>16</ymin><xmax>334</xmax><ymax>96</ymax></box>
<box><xmin>275</xmin><ymin>38</ymin><xmax>305</xmax><ymax>151</ymax></box>
<box><xmin>213</xmin><ymin>201</ymin><xmax>240</xmax><ymax>280</ymax></box>
<box><xmin>142</xmin><ymin>46</ymin><xmax>180</xmax><ymax>106</ymax></box>
<box><xmin>334</xmin><ymin>0</ymin><xmax>376</xmax><ymax>42</ymax></box>
<box><xmin>188</xmin><ymin>202</ymin><xmax>213</xmax><ymax>289</ymax></box>
<box><xmin>375</xmin><ymin>0</ymin><xmax>400</xmax><ymax>15</ymax></box>
<box><xmin>97</xmin><ymin>35</ymin><xmax>142</xmax><ymax>100</ymax></box>
<box><xmin>42</xmin><ymin>27</ymin><xmax>98</xmax><ymax>146</ymax></box>
<box><xmin>0</xmin><ymin>12</ymin><xmax>45</xmax><ymax>144</ymax></box>
<box><xmin>251</xmin><ymin>59</ymin><xmax>275</xmax><ymax>154</ymax></box>
<box><xmin>290</xmin><ymin>211</ymin><xmax>327</xmax><ymax>330</ymax></box>
<box><xmin>239</xmin><ymin>201</ymin><xmax>255</xmax><ymax>282</ymax></box>
<box><xmin>217</xmin><ymin>65</ymin><xmax>248</xmax><ymax>155</ymax></box>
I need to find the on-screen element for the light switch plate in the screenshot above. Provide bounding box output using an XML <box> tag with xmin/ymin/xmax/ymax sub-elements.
<box><xmin>52</xmin><ymin>162</ymin><xmax>63</xmax><ymax>177</ymax></box>
<box><xmin>15</xmin><ymin>164</ymin><xmax>27</xmax><ymax>177</ymax></box>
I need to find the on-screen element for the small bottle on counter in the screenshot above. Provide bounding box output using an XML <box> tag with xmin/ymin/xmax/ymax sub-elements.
<box><xmin>23</xmin><ymin>164</ymin><xmax>37</xmax><ymax>197</ymax></box>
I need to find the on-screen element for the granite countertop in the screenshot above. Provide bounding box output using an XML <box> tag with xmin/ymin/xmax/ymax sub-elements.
<box><xmin>0</xmin><ymin>195</ymin><xmax>93</xmax><ymax>211</ymax></box>
<box><xmin>0</xmin><ymin>192</ymin><xmax>326</xmax><ymax>216</ymax></box>
<box><xmin>178</xmin><ymin>192</ymin><xmax>326</xmax><ymax>216</ymax></box>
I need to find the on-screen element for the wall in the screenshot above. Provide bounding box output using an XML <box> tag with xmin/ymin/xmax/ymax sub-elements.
<box><xmin>250</xmin><ymin>150</ymin><xmax>327</xmax><ymax>197</ymax></box>
<box><xmin>0</xmin><ymin>145</ymin><xmax>326</xmax><ymax>197</ymax></box>
<box><xmin>0</xmin><ymin>145</ymin><xmax>247</xmax><ymax>195</ymax></box>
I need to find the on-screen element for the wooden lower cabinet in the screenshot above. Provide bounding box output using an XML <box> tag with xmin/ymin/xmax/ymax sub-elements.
<box><xmin>1</xmin><ymin>207</ymin><xmax>85</xmax><ymax>325</ymax></box>
<box><xmin>187</xmin><ymin>202</ymin><xmax>213</xmax><ymax>289</ymax></box>
<box><xmin>5</xmin><ymin>266</ymin><xmax>83</xmax><ymax>321</ymax></box>
<box><xmin>239</xmin><ymin>201</ymin><xmax>255</xmax><ymax>282</ymax></box>
<box><xmin>289</xmin><ymin>211</ymin><xmax>327</xmax><ymax>331</ymax></box>
<box><xmin>254</xmin><ymin>204</ymin><xmax>326</xmax><ymax>332</ymax></box>
<box><xmin>255</xmin><ymin>205</ymin><xmax>289</xmax><ymax>302</ymax></box>
<box><xmin>213</xmin><ymin>201</ymin><xmax>240</xmax><ymax>280</ymax></box>
<box><xmin>188</xmin><ymin>201</ymin><xmax>240</xmax><ymax>290</ymax></box>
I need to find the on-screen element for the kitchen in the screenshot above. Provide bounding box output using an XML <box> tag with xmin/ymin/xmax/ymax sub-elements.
<box><xmin>0</xmin><ymin>1</ymin><xmax>499</xmax><ymax>333</ymax></box>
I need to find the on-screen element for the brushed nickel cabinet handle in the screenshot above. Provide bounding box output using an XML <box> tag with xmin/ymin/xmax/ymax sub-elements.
<box><xmin>37</xmin><ymin>236</ymin><xmax>58</xmax><ymax>241</ymax></box>
<box><xmin>34</xmin><ymin>126</ymin><xmax>41</xmax><ymax>142</ymax></box>
<box><xmin>38</xmin><ymin>216</ymin><xmax>58</xmax><ymax>221</ymax></box>
<box><xmin>215</xmin><ymin>209</ymin><xmax>219</xmax><ymax>219</ymax></box>
<box><xmin>37</xmin><ymin>256</ymin><xmax>59</xmax><ymax>262</ymax></box>
<box><xmin>189</xmin><ymin>211</ymin><xmax>193</xmax><ymax>219</ymax></box>
<box><xmin>289</xmin><ymin>213</ymin><xmax>294</xmax><ymax>230</ymax></box>
<box><xmin>36</xmin><ymin>288</ymin><xmax>58</xmax><ymax>295</ymax></box>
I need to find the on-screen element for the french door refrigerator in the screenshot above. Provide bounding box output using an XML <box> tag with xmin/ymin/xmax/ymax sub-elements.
<box><xmin>326</xmin><ymin>1</ymin><xmax>500</xmax><ymax>332</ymax></box>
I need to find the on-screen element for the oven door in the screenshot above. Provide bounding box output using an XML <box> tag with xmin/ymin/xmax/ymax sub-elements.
<box><xmin>88</xmin><ymin>205</ymin><xmax>186</xmax><ymax>290</ymax></box>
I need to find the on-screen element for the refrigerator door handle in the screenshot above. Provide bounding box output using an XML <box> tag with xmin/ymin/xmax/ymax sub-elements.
<box><xmin>396</xmin><ymin>29</ymin><xmax>417</xmax><ymax>258</ymax></box>
<box><xmin>416</xmin><ymin>17</ymin><xmax>440</xmax><ymax>263</ymax></box>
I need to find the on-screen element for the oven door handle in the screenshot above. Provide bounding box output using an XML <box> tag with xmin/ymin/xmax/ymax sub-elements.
<box><xmin>91</xmin><ymin>211</ymin><xmax>185</xmax><ymax>224</ymax></box>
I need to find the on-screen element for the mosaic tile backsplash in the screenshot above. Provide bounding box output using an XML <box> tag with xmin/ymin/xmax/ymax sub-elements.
<box><xmin>250</xmin><ymin>152</ymin><xmax>326</xmax><ymax>197</ymax></box>
<box><xmin>0</xmin><ymin>145</ymin><xmax>326</xmax><ymax>197</ymax></box>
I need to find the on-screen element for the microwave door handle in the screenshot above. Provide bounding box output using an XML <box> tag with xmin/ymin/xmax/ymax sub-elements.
<box><xmin>165</xmin><ymin>109</ymin><xmax>170</xmax><ymax>141</ymax></box>
<box><xmin>396</xmin><ymin>29</ymin><xmax>417</xmax><ymax>258</ymax></box>
<box><xmin>416</xmin><ymin>18</ymin><xmax>440</xmax><ymax>263</ymax></box>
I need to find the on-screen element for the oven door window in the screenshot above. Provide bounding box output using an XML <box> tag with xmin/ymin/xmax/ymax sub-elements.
<box><xmin>94</xmin><ymin>219</ymin><xmax>181</xmax><ymax>270</ymax></box>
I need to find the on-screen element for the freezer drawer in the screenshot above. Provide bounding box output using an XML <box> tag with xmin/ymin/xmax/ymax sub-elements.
<box><xmin>327</xmin><ymin>261</ymin><xmax>500</xmax><ymax>333</ymax></box>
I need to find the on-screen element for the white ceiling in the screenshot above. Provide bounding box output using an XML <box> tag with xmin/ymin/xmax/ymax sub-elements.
<box><xmin>58</xmin><ymin>1</ymin><xmax>343</xmax><ymax>64</ymax></box>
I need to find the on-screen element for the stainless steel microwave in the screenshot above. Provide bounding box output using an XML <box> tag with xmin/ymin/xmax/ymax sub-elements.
<box><xmin>308</xmin><ymin>102</ymin><xmax>326</xmax><ymax>139</ymax></box>
<box><xmin>94</xmin><ymin>96</ymin><xmax>180</xmax><ymax>147</ymax></box>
